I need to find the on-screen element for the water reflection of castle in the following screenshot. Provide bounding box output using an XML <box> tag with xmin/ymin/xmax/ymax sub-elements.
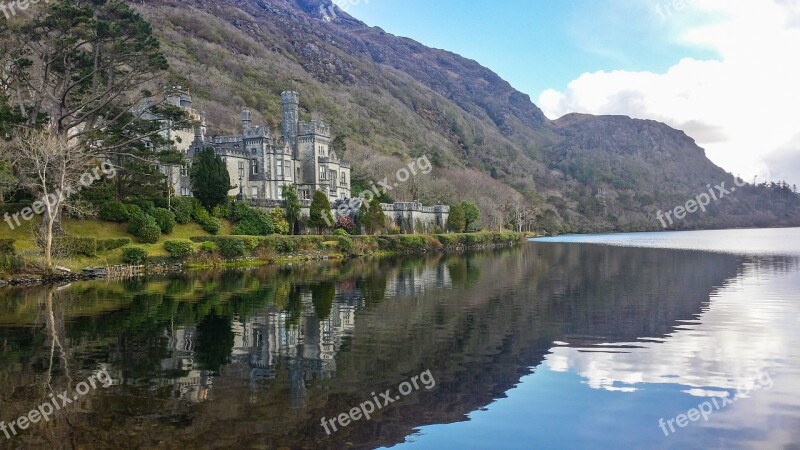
<box><xmin>159</xmin><ymin>264</ymin><xmax>451</xmax><ymax>403</ymax></box>
<box><xmin>230</xmin><ymin>290</ymin><xmax>361</xmax><ymax>383</ymax></box>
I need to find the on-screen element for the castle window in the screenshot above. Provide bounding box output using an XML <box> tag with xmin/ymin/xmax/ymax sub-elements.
<box><xmin>181</xmin><ymin>164</ymin><xmax>188</xmax><ymax>176</ymax></box>
<box><xmin>251</xmin><ymin>187</ymin><xmax>258</xmax><ymax>198</ymax></box>
<box><xmin>341</xmin><ymin>171</ymin><xmax>346</xmax><ymax>186</ymax></box>
<box><xmin>251</xmin><ymin>161</ymin><xmax>258</xmax><ymax>175</ymax></box>
<box><xmin>319</xmin><ymin>166</ymin><xmax>327</xmax><ymax>180</ymax></box>
<box><xmin>277</xmin><ymin>159</ymin><xmax>284</xmax><ymax>177</ymax></box>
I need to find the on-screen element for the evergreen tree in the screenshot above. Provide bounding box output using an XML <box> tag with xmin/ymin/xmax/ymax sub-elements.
<box><xmin>282</xmin><ymin>185</ymin><xmax>302</xmax><ymax>235</ymax></box>
<box><xmin>308</xmin><ymin>190</ymin><xmax>334</xmax><ymax>234</ymax></box>
<box><xmin>447</xmin><ymin>203</ymin><xmax>466</xmax><ymax>233</ymax></box>
<box><xmin>190</xmin><ymin>147</ymin><xmax>231</xmax><ymax>210</ymax></box>
<box><xmin>331</xmin><ymin>135</ymin><xmax>347</xmax><ymax>158</ymax></box>
<box><xmin>360</xmin><ymin>199</ymin><xmax>386</xmax><ymax>235</ymax></box>
<box><xmin>458</xmin><ymin>200</ymin><xmax>481</xmax><ymax>232</ymax></box>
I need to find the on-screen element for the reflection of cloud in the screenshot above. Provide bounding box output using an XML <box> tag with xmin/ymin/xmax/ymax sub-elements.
<box><xmin>544</xmin><ymin>264</ymin><xmax>800</xmax><ymax>399</ymax></box>
<box><xmin>682</xmin><ymin>388</ymin><xmax>730</xmax><ymax>398</ymax></box>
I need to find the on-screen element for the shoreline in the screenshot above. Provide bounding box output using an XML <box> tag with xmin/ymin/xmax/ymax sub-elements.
<box><xmin>0</xmin><ymin>232</ymin><xmax>526</xmax><ymax>288</ymax></box>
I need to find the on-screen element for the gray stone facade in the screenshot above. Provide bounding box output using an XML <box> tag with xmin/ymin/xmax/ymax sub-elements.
<box><xmin>382</xmin><ymin>202</ymin><xmax>450</xmax><ymax>234</ymax></box>
<box><xmin>163</xmin><ymin>89</ymin><xmax>351</xmax><ymax>203</ymax></box>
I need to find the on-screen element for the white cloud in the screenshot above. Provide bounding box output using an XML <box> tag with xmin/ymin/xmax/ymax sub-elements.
<box><xmin>539</xmin><ymin>0</ymin><xmax>800</xmax><ymax>186</ymax></box>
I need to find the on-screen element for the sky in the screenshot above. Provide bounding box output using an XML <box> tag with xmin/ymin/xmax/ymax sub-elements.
<box><xmin>341</xmin><ymin>0</ymin><xmax>800</xmax><ymax>187</ymax></box>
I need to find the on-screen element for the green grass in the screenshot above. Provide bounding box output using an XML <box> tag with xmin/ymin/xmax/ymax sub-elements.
<box><xmin>0</xmin><ymin>218</ymin><xmax>233</xmax><ymax>272</ymax></box>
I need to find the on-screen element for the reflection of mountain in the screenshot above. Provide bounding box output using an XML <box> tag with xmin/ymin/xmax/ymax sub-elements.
<box><xmin>1</xmin><ymin>244</ymin><xmax>790</xmax><ymax>449</ymax></box>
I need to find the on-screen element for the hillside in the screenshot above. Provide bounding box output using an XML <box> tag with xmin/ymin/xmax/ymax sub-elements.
<box><xmin>131</xmin><ymin>0</ymin><xmax>800</xmax><ymax>232</ymax></box>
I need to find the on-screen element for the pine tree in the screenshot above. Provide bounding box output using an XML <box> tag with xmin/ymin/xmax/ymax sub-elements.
<box><xmin>190</xmin><ymin>147</ymin><xmax>231</xmax><ymax>210</ymax></box>
<box><xmin>308</xmin><ymin>190</ymin><xmax>334</xmax><ymax>234</ymax></box>
<box><xmin>360</xmin><ymin>199</ymin><xmax>386</xmax><ymax>235</ymax></box>
<box><xmin>447</xmin><ymin>204</ymin><xmax>466</xmax><ymax>233</ymax></box>
<box><xmin>282</xmin><ymin>185</ymin><xmax>302</xmax><ymax>235</ymax></box>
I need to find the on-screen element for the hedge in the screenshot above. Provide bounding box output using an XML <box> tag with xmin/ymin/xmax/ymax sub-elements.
<box><xmin>52</xmin><ymin>237</ymin><xmax>133</xmax><ymax>257</ymax></box>
<box><xmin>98</xmin><ymin>238</ymin><xmax>131</xmax><ymax>252</ymax></box>
<box><xmin>218</xmin><ymin>238</ymin><xmax>248</xmax><ymax>258</ymax></box>
<box><xmin>54</xmin><ymin>237</ymin><xmax>98</xmax><ymax>257</ymax></box>
<box><xmin>163</xmin><ymin>240</ymin><xmax>194</xmax><ymax>258</ymax></box>
<box><xmin>187</xmin><ymin>232</ymin><xmax>523</xmax><ymax>258</ymax></box>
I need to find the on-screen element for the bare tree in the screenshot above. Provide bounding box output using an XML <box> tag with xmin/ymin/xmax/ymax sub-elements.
<box><xmin>1</xmin><ymin>128</ymin><xmax>99</xmax><ymax>270</ymax></box>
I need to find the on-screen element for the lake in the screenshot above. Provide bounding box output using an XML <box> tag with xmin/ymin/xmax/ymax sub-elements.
<box><xmin>1</xmin><ymin>228</ymin><xmax>799</xmax><ymax>449</ymax></box>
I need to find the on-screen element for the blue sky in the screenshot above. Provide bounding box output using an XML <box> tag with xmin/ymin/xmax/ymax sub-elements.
<box><xmin>341</xmin><ymin>0</ymin><xmax>800</xmax><ymax>187</ymax></box>
<box><xmin>343</xmin><ymin>0</ymin><xmax>714</xmax><ymax>102</ymax></box>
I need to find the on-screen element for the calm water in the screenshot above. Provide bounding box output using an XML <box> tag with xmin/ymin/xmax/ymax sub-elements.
<box><xmin>1</xmin><ymin>228</ymin><xmax>799</xmax><ymax>449</ymax></box>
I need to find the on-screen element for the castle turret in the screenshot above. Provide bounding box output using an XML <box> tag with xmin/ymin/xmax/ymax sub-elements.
<box><xmin>242</xmin><ymin>110</ymin><xmax>251</xmax><ymax>131</ymax></box>
<box><xmin>281</xmin><ymin>91</ymin><xmax>299</xmax><ymax>152</ymax></box>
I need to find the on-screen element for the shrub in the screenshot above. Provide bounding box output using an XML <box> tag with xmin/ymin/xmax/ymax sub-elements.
<box><xmin>335</xmin><ymin>215</ymin><xmax>356</xmax><ymax>233</ymax></box>
<box><xmin>270</xmin><ymin>207</ymin><xmax>290</xmax><ymax>235</ymax></box>
<box><xmin>123</xmin><ymin>204</ymin><xmax>143</xmax><ymax>220</ymax></box>
<box><xmin>200</xmin><ymin>241</ymin><xmax>218</xmax><ymax>253</ymax></box>
<box><xmin>273</xmin><ymin>236</ymin><xmax>297</xmax><ymax>253</ymax></box>
<box><xmin>137</xmin><ymin>223</ymin><xmax>162</xmax><ymax>244</ymax></box>
<box><xmin>334</xmin><ymin>236</ymin><xmax>353</xmax><ymax>254</ymax></box>
<box><xmin>233</xmin><ymin>207</ymin><xmax>274</xmax><ymax>236</ymax></box>
<box><xmin>0</xmin><ymin>254</ymin><xmax>24</xmax><ymax>272</ymax></box>
<box><xmin>352</xmin><ymin>236</ymin><xmax>378</xmax><ymax>255</ymax></box>
<box><xmin>212</xmin><ymin>202</ymin><xmax>231</xmax><ymax>220</ymax></box>
<box><xmin>97</xmin><ymin>238</ymin><xmax>131</xmax><ymax>252</ymax></box>
<box><xmin>127</xmin><ymin>211</ymin><xmax>148</xmax><ymax>236</ymax></box>
<box><xmin>218</xmin><ymin>238</ymin><xmax>247</xmax><ymax>259</ymax></box>
<box><xmin>99</xmin><ymin>201</ymin><xmax>129</xmax><ymax>222</ymax></box>
<box><xmin>397</xmin><ymin>235</ymin><xmax>426</xmax><ymax>252</ymax></box>
<box><xmin>192</xmin><ymin>204</ymin><xmax>221</xmax><ymax>235</ymax></box>
<box><xmin>192</xmin><ymin>204</ymin><xmax>211</xmax><ymax>223</ymax></box>
<box><xmin>151</xmin><ymin>208</ymin><xmax>177</xmax><ymax>234</ymax></box>
<box><xmin>0</xmin><ymin>239</ymin><xmax>14</xmax><ymax>255</ymax></box>
<box><xmin>122</xmin><ymin>247</ymin><xmax>148</xmax><ymax>264</ymax></box>
<box><xmin>171</xmin><ymin>197</ymin><xmax>194</xmax><ymax>224</ymax></box>
<box><xmin>333</xmin><ymin>228</ymin><xmax>349</xmax><ymax>236</ymax></box>
<box><xmin>128</xmin><ymin>198</ymin><xmax>154</xmax><ymax>213</ymax></box>
<box><xmin>164</xmin><ymin>240</ymin><xmax>194</xmax><ymax>258</ymax></box>
<box><xmin>200</xmin><ymin>217</ymin><xmax>221</xmax><ymax>235</ymax></box>
<box><xmin>129</xmin><ymin>213</ymin><xmax>161</xmax><ymax>243</ymax></box>
<box><xmin>435</xmin><ymin>234</ymin><xmax>458</xmax><ymax>246</ymax></box>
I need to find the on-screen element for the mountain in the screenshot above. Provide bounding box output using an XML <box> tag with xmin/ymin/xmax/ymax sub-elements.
<box><xmin>131</xmin><ymin>0</ymin><xmax>800</xmax><ymax>232</ymax></box>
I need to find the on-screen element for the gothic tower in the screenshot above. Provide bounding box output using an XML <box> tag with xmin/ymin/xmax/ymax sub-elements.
<box><xmin>281</xmin><ymin>91</ymin><xmax>299</xmax><ymax>154</ymax></box>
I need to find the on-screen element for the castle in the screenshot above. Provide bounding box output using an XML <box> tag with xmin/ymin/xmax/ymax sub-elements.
<box><xmin>155</xmin><ymin>88</ymin><xmax>448</xmax><ymax>233</ymax></box>
<box><xmin>160</xmin><ymin>89</ymin><xmax>351</xmax><ymax>203</ymax></box>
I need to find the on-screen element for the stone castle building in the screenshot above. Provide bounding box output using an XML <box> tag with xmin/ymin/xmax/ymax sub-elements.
<box><xmin>161</xmin><ymin>89</ymin><xmax>351</xmax><ymax>203</ymax></box>
<box><xmin>155</xmin><ymin>88</ymin><xmax>448</xmax><ymax>233</ymax></box>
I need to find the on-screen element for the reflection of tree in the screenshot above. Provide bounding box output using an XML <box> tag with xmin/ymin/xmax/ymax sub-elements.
<box><xmin>360</xmin><ymin>272</ymin><xmax>387</xmax><ymax>307</ymax></box>
<box><xmin>285</xmin><ymin>287</ymin><xmax>304</xmax><ymax>327</ymax></box>
<box><xmin>311</xmin><ymin>282</ymin><xmax>336</xmax><ymax>319</ymax></box>
<box><xmin>195</xmin><ymin>313</ymin><xmax>234</xmax><ymax>373</ymax></box>
<box><xmin>446</xmin><ymin>256</ymin><xmax>481</xmax><ymax>288</ymax></box>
